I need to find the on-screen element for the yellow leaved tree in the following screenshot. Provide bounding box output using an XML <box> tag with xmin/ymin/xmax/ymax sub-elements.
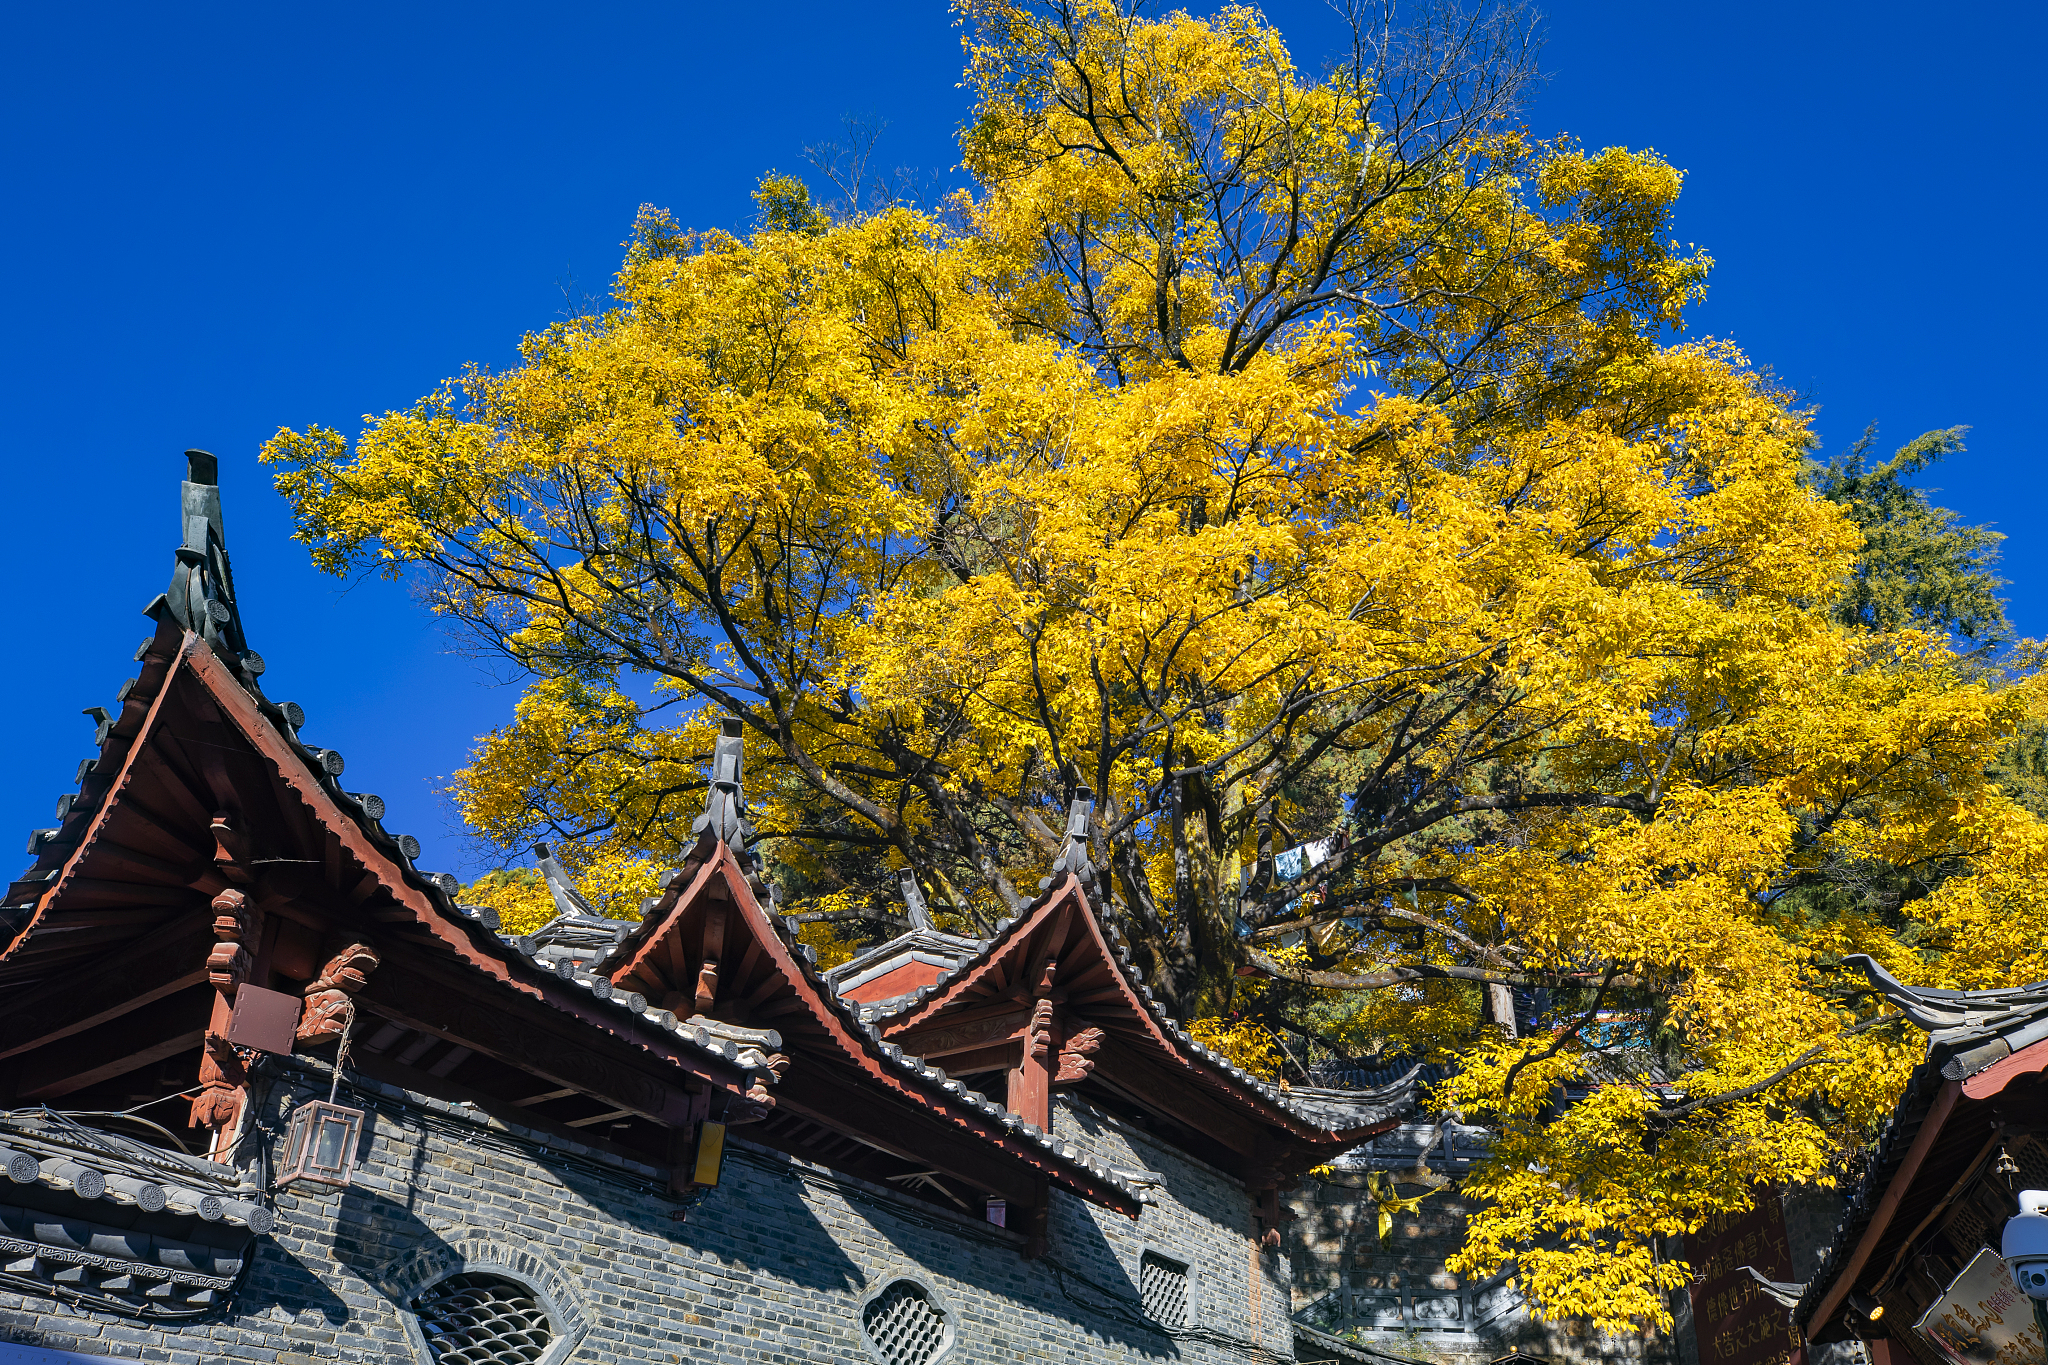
<box><xmin>262</xmin><ymin>0</ymin><xmax>2045</xmax><ymax>1329</ymax></box>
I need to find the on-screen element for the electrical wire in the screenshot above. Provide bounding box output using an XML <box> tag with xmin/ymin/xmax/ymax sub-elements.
<box><xmin>1</xmin><ymin>1105</ymin><xmax>226</xmax><ymax>1180</ymax></box>
<box><xmin>67</xmin><ymin>1087</ymin><xmax>201</xmax><ymax>1118</ymax></box>
<box><xmin>57</xmin><ymin>1111</ymin><xmax>194</xmax><ymax>1154</ymax></box>
<box><xmin>254</xmin><ymin>1053</ymin><xmax>675</xmax><ymax>1201</ymax></box>
<box><xmin>1038</xmin><ymin>1252</ymin><xmax>1306</xmax><ymax>1364</ymax></box>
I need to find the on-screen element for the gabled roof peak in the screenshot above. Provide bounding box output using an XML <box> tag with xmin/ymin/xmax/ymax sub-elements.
<box><xmin>602</xmin><ymin>836</ymin><xmax>1144</xmax><ymax>1214</ymax></box>
<box><xmin>877</xmin><ymin>866</ymin><xmax>1416</xmax><ymax>1148</ymax></box>
<box><xmin>825</xmin><ymin>924</ymin><xmax>985</xmax><ymax>1002</ymax></box>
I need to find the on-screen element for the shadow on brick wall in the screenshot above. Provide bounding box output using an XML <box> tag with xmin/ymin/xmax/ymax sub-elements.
<box><xmin>625</xmin><ymin>1142</ymin><xmax>869</xmax><ymax>1295</ymax></box>
<box><xmin>238</xmin><ymin>1239</ymin><xmax>353</xmax><ymax>1327</ymax></box>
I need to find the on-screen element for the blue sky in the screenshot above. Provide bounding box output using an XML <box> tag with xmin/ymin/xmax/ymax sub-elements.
<box><xmin>4</xmin><ymin>1</ymin><xmax>2041</xmax><ymax>881</ymax></box>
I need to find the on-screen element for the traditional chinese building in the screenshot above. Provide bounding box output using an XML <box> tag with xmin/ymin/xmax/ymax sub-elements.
<box><xmin>1791</xmin><ymin>957</ymin><xmax>2048</xmax><ymax>1365</ymax></box>
<box><xmin>0</xmin><ymin>453</ymin><xmax>1423</xmax><ymax>1364</ymax></box>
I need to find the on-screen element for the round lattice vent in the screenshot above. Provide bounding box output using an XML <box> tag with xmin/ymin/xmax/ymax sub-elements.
<box><xmin>411</xmin><ymin>1272</ymin><xmax>555</xmax><ymax>1365</ymax></box>
<box><xmin>861</xmin><ymin>1277</ymin><xmax>951</xmax><ymax>1365</ymax></box>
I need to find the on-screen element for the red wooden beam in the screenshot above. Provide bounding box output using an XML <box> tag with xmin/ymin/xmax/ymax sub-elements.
<box><xmin>349</xmin><ymin>1046</ymin><xmax>664</xmax><ymax>1169</ymax></box>
<box><xmin>1963</xmin><ymin>1037</ymin><xmax>2048</xmax><ymax>1100</ymax></box>
<box><xmin>1087</xmin><ymin>1039</ymin><xmax>1263</xmax><ymax>1153</ymax></box>
<box><xmin>1803</xmin><ymin>1081</ymin><xmax>1962</xmax><ymax>1341</ymax></box>
<box><xmin>774</xmin><ymin>1071</ymin><xmax>1042</xmax><ymax>1206</ymax></box>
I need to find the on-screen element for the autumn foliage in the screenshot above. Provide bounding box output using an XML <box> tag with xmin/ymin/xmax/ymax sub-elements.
<box><xmin>263</xmin><ymin>0</ymin><xmax>2044</xmax><ymax>1329</ymax></box>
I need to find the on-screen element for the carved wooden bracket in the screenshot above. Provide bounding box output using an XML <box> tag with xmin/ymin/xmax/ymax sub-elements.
<box><xmin>729</xmin><ymin>1081</ymin><xmax>775</xmax><ymax>1124</ymax></box>
<box><xmin>205</xmin><ymin>887</ymin><xmax>253</xmax><ymax>993</ymax></box>
<box><xmin>1023</xmin><ymin>1195</ymin><xmax>1050</xmax><ymax>1260</ymax></box>
<box><xmin>726</xmin><ymin>1049</ymin><xmax>787</xmax><ymax>1124</ymax></box>
<box><xmin>188</xmin><ymin>1033</ymin><xmax>247</xmax><ymax>1131</ymax></box>
<box><xmin>1052</xmin><ymin>1027</ymin><xmax>1104</xmax><ymax>1087</ymax></box>
<box><xmin>1027</xmin><ymin>997</ymin><xmax>1055</xmax><ymax>1062</ymax></box>
<box><xmin>695</xmin><ymin>900</ymin><xmax>727</xmax><ymax>1015</ymax></box>
<box><xmin>1251</xmin><ymin>1184</ymin><xmax>1291</xmax><ymax>1248</ymax></box>
<box><xmin>210</xmin><ymin>811</ymin><xmax>253</xmax><ymax>884</ymax></box>
<box><xmin>298</xmin><ymin>942</ymin><xmax>381</xmax><ymax>1043</ymax></box>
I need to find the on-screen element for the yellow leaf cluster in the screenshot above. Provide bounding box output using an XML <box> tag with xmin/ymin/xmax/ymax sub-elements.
<box><xmin>458</xmin><ymin>868</ymin><xmax>556</xmax><ymax>939</ymax></box>
<box><xmin>1187</xmin><ymin>1016</ymin><xmax>1285</xmax><ymax>1082</ymax></box>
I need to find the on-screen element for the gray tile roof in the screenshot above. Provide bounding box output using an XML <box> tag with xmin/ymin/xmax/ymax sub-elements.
<box><xmin>860</xmin><ymin>793</ymin><xmax>1428</xmax><ymax>1140</ymax></box>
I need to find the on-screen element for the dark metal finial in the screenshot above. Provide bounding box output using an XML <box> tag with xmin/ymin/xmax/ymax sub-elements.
<box><xmin>185</xmin><ymin>449</ymin><xmax>218</xmax><ymax>485</ymax></box>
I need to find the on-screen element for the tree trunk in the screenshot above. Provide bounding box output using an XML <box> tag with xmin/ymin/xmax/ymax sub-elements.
<box><xmin>1174</xmin><ymin>766</ymin><xmax>1241</xmax><ymax>1016</ymax></box>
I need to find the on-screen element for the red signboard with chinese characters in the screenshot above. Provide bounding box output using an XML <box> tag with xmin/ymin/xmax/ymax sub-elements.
<box><xmin>1689</xmin><ymin>1196</ymin><xmax>1802</xmax><ymax>1365</ymax></box>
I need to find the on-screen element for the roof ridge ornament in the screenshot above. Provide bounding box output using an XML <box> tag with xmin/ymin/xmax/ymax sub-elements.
<box><xmin>1042</xmin><ymin>788</ymin><xmax>1096</xmax><ymax>892</ymax></box>
<box><xmin>147</xmin><ymin>450</ymin><xmax>263</xmax><ymax>686</ymax></box>
<box><xmin>533</xmin><ymin>842</ymin><xmax>604</xmax><ymax>921</ymax></box>
<box><xmin>900</xmin><ymin>868</ymin><xmax>933</xmax><ymax>931</ymax></box>
<box><xmin>691</xmin><ymin>717</ymin><xmax>757</xmax><ymax>853</ymax></box>
<box><xmin>1845</xmin><ymin>952</ymin><xmax>2048</xmax><ymax>1079</ymax></box>
<box><xmin>521</xmin><ymin>843</ymin><xmax>633</xmax><ymax>970</ymax></box>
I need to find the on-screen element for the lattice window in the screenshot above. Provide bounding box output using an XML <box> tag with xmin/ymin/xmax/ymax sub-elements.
<box><xmin>1944</xmin><ymin>1198</ymin><xmax>1988</xmax><ymax>1255</ymax></box>
<box><xmin>1140</xmin><ymin>1250</ymin><xmax>1189</xmax><ymax>1328</ymax></box>
<box><xmin>412</xmin><ymin>1273</ymin><xmax>555</xmax><ymax>1365</ymax></box>
<box><xmin>861</xmin><ymin>1278</ymin><xmax>948</xmax><ymax>1365</ymax></box>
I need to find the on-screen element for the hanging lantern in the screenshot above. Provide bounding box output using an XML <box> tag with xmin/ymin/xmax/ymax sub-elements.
<box><xmin>278</xmin><ymin>1097</ymin><xmax>364</xmax><ymax>1188</ymax></box>
<box><xmin>278</xmin><ymin>998</ymin><xmax>365</xmax><ymax>1189</ymax></box>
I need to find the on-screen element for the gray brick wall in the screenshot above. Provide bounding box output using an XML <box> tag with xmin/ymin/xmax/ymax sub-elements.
<box><xmin>2</xmin><ymin>1070</ymin><xmax>1296</xmax><ymax>1364</ymax></box>
<box><xmin>1051</xmin><ymin>1094</ymin><xmax>1295</xmax><ymax>1355</ymax></box>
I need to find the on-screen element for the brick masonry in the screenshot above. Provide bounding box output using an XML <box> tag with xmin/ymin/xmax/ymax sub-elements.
<box><xmin>1</xmin><ymin>1070</ymin><xmax>1296</xmax><ymax>1364</ymax></box>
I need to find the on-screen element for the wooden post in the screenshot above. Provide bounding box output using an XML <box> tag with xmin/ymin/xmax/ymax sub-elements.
<box><xmin>1007</xmin><ymin>958</ymin><xmax>1059</xmax><ymax>1131</ymax></box>
<box><xmin>695</xmin><ymin>900</ymin><xmax>726</xmax><ymax>1016</ymax></box>
<box><xmin>190</xmin><ymin>813</ymin><xmax>261</xmax><ymax>1161</ymax></box>
<box><xmin>1023</xmin><ymin>1178</ymin><xmax>1050</xmax><ymax>1260</ymax></box>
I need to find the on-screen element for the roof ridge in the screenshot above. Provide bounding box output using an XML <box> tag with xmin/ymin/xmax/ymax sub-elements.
<box><xmin>737</xmin><ymin>846</ymin><xmax>1146</xmax><ymax>1208</ymax></box>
